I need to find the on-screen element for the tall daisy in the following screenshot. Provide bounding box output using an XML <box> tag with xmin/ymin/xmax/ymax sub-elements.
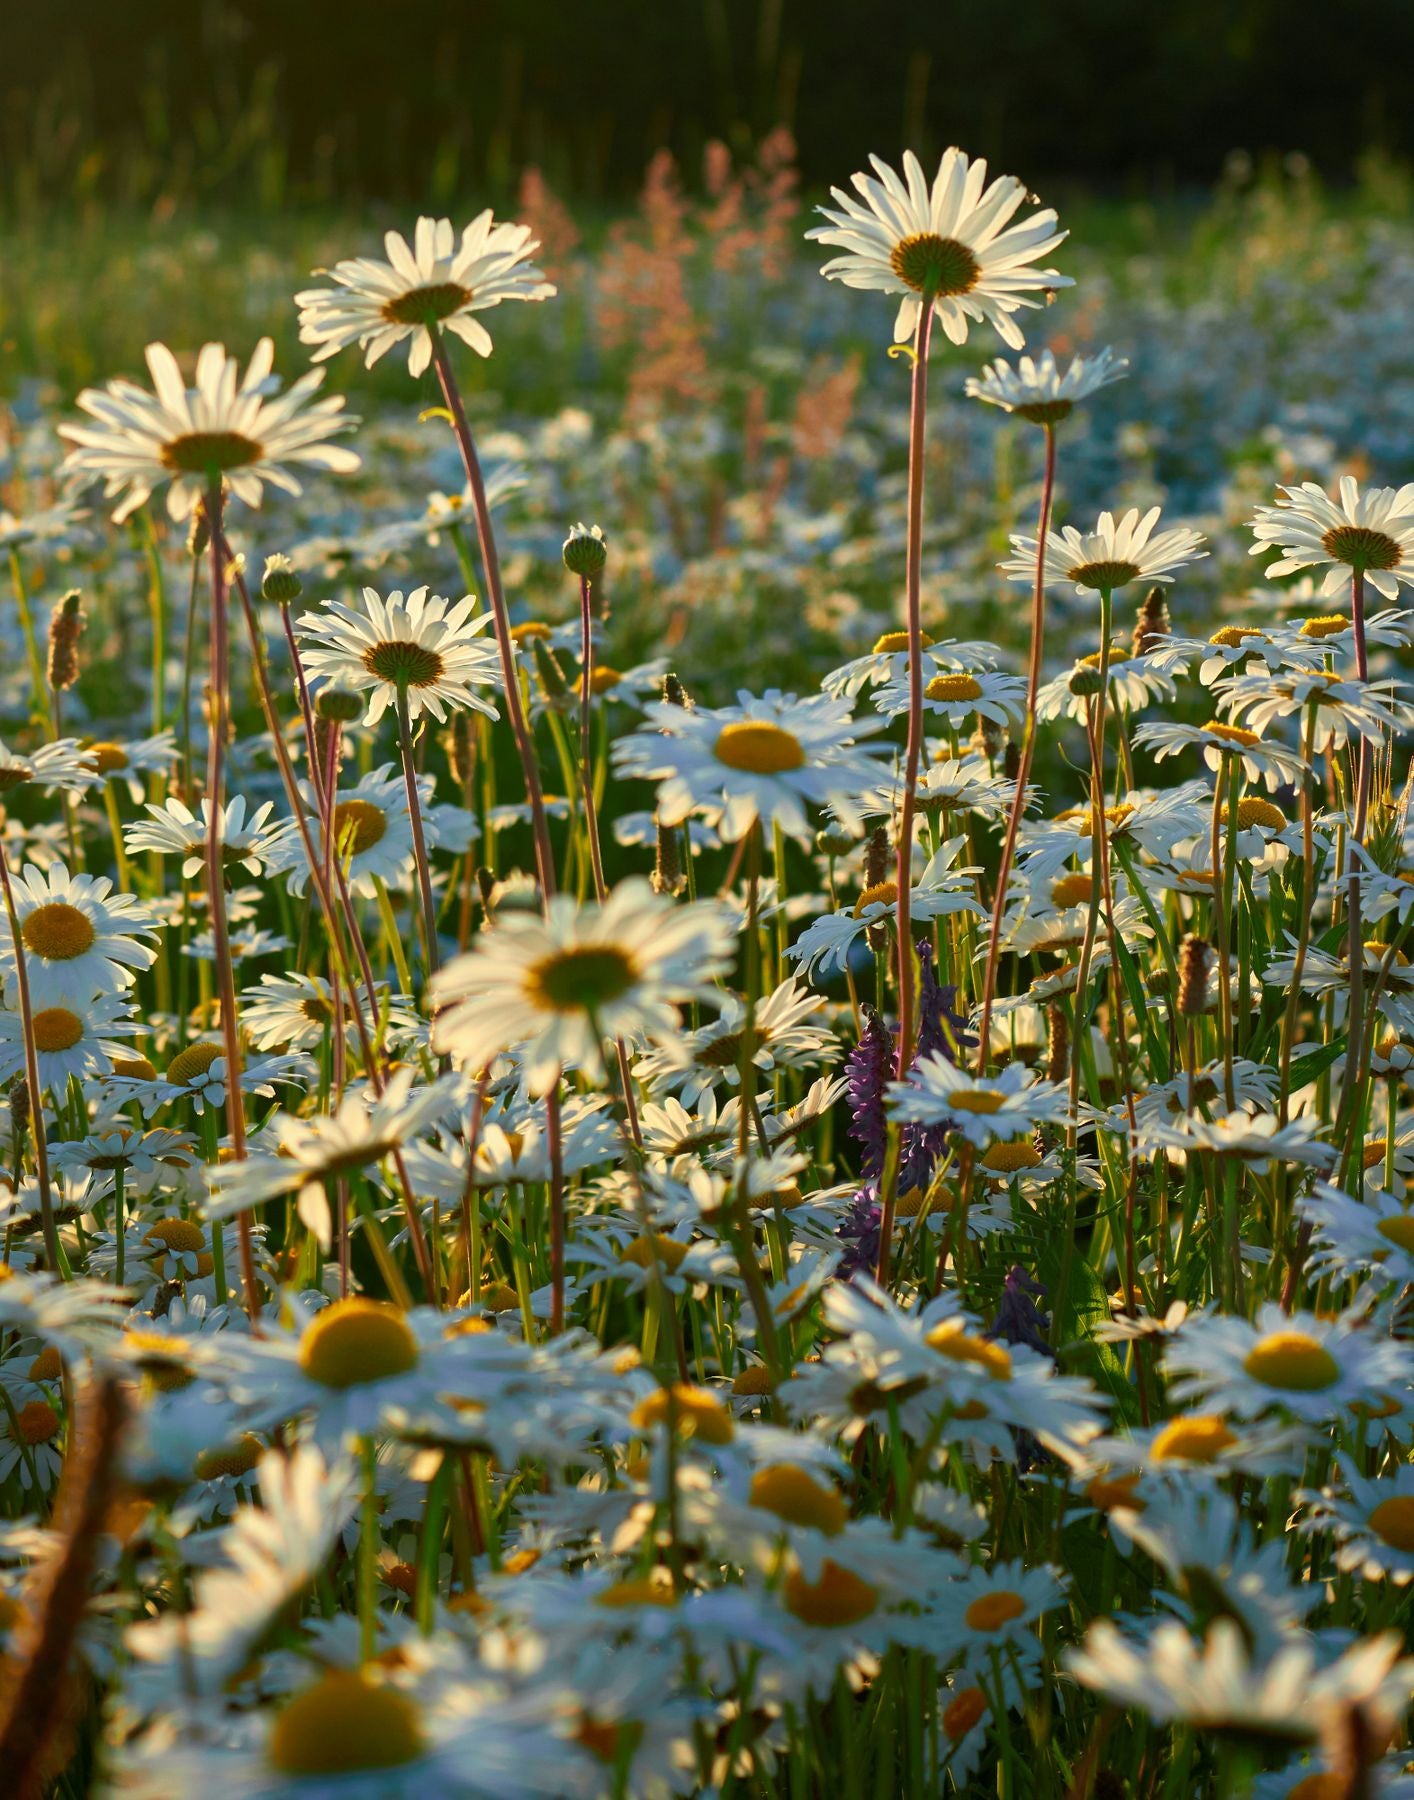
<box><xmin>964</xmin><ymin>346</ymin><xmax>1128</xmax><ymax>422</ymax></box>
<box><xmin>1249</xmin><ymin>476</ymin><xmax>1414</xmax><ymax>602</ymax></box>
<box><xmin>58</xmin><ymin>339</ymin><xmax>359</xmax><ymax>523</ymax></box>
<box><xmin>807</xmin><ymin>148</ymin><xmax>1072</xmax><ymax>348</ymax></box>
<box><xmin>295</xmin><ymin>213</ymin><xmax>555</xmax><ymax>378</ymax></box>
<box><xmin>1002</xmin><ymin>506</ymin><xmax>1208</xmax><ymax>597</ymax></box>
<box><xmin>296</xmin><ymin>587</ymin><xmax>501</xmax><ymax>729</ymax></box>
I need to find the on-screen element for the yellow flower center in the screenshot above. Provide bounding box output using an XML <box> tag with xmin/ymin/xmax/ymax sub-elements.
<box><xmin>948</xmin><ymin>1088</ymin><xmax>1006</xmax><ymax>1115</ymax></box>
<box><xmin>165</xmin><ymin>1041</ymin><xmax>228</xmax><ymax>1086</ymax></box>
<box><xmin>1202</xmin><ymin>720</ymin><xmax>1260</xmax><ymax>748</ymax></box>
<box><xmin>963</xmin><ymin>1590</ymin><xmax>1026</xmax><ymax>1632</ymax></box>
<box><xmin>1151</xmin><ymin>1414</ymin><xmax>1237</xmax><ymax>1464</ymax></box>
<box><xmin>268</xmin><ymin>1669</ymin><xmax>425</xmax><ymax>1776</ymax></box>
<box><xmin>925</xmin><ymin>672</ymin><xmax>983</xmax><ymax>704</ymax></box>
<box><xmin>195</xmin><ymin>1434</ymin><xmax>264</xmax><ymax>1481</ymax></box>
<box><xmin>1051</xmin><ymin>872</ymin><xmax>1095</xmax><ymax>909</ymax></box>
<box><xmin>84</xmin><ymin>741</ymin><xmax>130</xmax><ymax>774</ymax></box>
<box><xmin>749</xmin><ymin>1464</ymin><xmax>848</xmax><ymax>1535</ymax></box>
<box><xmin>629</xmin><ymin>1384</ymin><xmax>734</xmax><ymax>1445</ymax></box>
<box><xmin>943</xmin><ymin>1687</ymin><xmax>988</xmax><ymax>1741</ymax></box>
<box><xmin>160</xmin><ymin>430</ymin><xmax>263</xmax><ymax>475</ymax></box>
<box><xmin>528</xmin><ymin>943</ymin><xmax>638</xmax><ymax>1012</ymax></box>
<box><xmin>731</xmin><ymin>1365</ymin><xmax>775</xmax><ymax>1396</ymax></box>
<box><xmin>713</xmin><ymin>721</ymin><xmax>806</xmax><ymax>774</ymax></box>
<box><xmin>1298</xmin><ymin>615</ymin><xmax>1348</xmax><ymax>639</ymax></box>
<box><xmin>873</xmin><ymin>629</ymin><xmax>934</xmax><ymax>654</ymax></box>
<box><xmin>1066</xmin><ymin>560</ymin><xmax>1141</xmax><ymax>592</ymax></box>
<box><xmin>21</xmin><ymin>902</ymin><xmax>96</xmax><ymax>961</ymax></box>
<box><xmin>1242</xmin><ymin>1330</ymin><xmax>1339</xmax><ymax>1392</ymax></box>
<box><xmin>783</xmin><ymin>1558</ymin><xmax>879</xmax><ymax>1627</ymax></box>
<box><xmin>30</xmin><ymin>1007</ymin><xmax>84</xmax><ymax>1054</ymax></box>
<box><xmin>595</xmin><ymin>1576</ymin><xmax>678</xmax><ymax>1609</ymax></box>
<box><xmin>112</xmin><ymin>1054</ymin><xmax>157</xmax><ymax>1081</ymax></box>
<box><xmin>27</xmin><ymin>1345</ymin><xmax>62</xmax><ymax>1383</ymax></box>
<box><xmin>583</xmin><ymin>665</ymin><xmax>623</xmax><ymax>697</ymax></box>
<box><xmin>510</xmin><ymin>621</ymin><xmax>552</xmax><ymax>643</ymax></box>
<box><xmin>1237</xmin><ymin>797</ymin><xmax>1287</xmax><ymax>830</ymax></box>
<box><xmin>332</xmin><ymin>798</ymin><xmax>388</xmax><ymax>855</ymax></box>
<box><xmin>361</xmin><ymin>641</ymin><xmax>445</xmax><ymax>689</ymax></box>
<box><xmin>298</xmin><ymin>1298</ymin><xmax>420</xmax><ymax>1389</ymax></box>
<box><xmin>379</xmin><ymin>280</ymin><xmax>473</xmax><ymax>326</ymax></box>
<box><xmin>1367</xmin><ymin>1495</ymin><xmax>1414</xmax><ymax>1552</ymax></box>
<box><xmin>12</xmin><ymin>1400</ymin><xmax>60</xmax><ymax>1446</ymax></box>
<box><xmin>620</xmin><ymin>1234</ymin><xmax>690</xmax><ymax>1274</ymax></box>
<box><xmin>888</xmin><ymin>232</ymin><xmax>981</xmax><ymax>296</ymax></box>
<box><xmin>143</xmin><ymin>1218</ymin><xmax>207</xmax><ymax>1255</ymax></box>
<box><xmin>925</xmin><ymin>1319</ymin><xmax>1012</xmax><ymax>1379</ymax></box>
<box><xmin>1085</xmin><ymin>1471</ymin><xmax>1145</xmax><ymax>1513</ymax></box>
<box><xmin>981</xmin><ymin>1141</ymin><xmax>1043</xmax><ymax>1174</ymax></box>
<box><xmin>1208</xmin><ymin>626</ymin><xmax>1265</xmax><ymax>647</ymax></box>
<box><xmin>853</xmin><ymin>880</ymin><xmax>898</xmax><ymax>916</ymax></box>
<box><xmin>1320</xmin><ymin>524</ymin><xmax>1403</xmax><ymax>572</ymax></box>
<box><xmin>1377</xmin><ymin>1215</ymin><xmax>1414</xmax><ymax>1254</ymax></box>
<box><xmin>895</xmin><ymin>1184</ymin><xmax>943</xmax><ymax>1219</ymax></box>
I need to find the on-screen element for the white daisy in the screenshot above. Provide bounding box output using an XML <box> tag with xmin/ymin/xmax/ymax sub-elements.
<box><xmin>1003</xmin><ymin>506</ymin><xmax>1207</xmax><ymax>596</ymax></box>
<box><xmin>124</xmin><ymin>794</ymin><xmax>287</xmax><ymax>880</ymax></box>
<box><xmin>964</xmin><ymin>346</ymin><xmax>1128</xmax><ymax>422</ymax></box>
<box><xmin>1163</xmin><ymin>1305</ymin><xmax>1413</xmax><ymax>1423</ymax></box>
<box><xmin>296</xmin><ymin>587</ymin><xmax>502</xmax><ymax>727</ymax></box>
<box><xmin>0</xmin><ymin>987</ymin><xmax>137</xmax><ymax>1093</ymax></box>
<box><xmin>807</xmin><ymin>147</ymin><xmax>1073</xmax><ymax>348</ymax></box>
<box><xmin>0</xmin><ymin>861</ymin><xmax>159</xmax><ymax>1001</ymax></box>
<box><xmin>1249</xmin><ymin>476</ymin><xmax>1414</xmax><ymax>601</ymax></box>
<box><xmin>58</xmin><ymin>338</ymin><xmax>358</xmax><ymax>522</ymax></box>
<box><xmin>886</xmin><ymin>1057</ymin><xmax>1070</xmax><ymax>1148</ymax></box>
<box><xmin>295</xmin><ymin>212</ymin><xmax>556</xmax><ymax>377</ymax></box>
<box><xmin>873</xmin><ymin>664</ymin><xmax>1026</xmax><ymax>728</ymax></box>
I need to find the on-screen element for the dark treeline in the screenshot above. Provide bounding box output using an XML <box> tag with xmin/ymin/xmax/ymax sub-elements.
<box><xmin>5</xmin><ymin>0</ymin><xmax>1409</xmax><ymax>209</ymax></box>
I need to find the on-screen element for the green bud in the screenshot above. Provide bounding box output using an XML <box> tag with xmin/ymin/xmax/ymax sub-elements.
<box><xmin>1068</xmin><ymin>664</ymin><xmax>1106</xmax><ymax>698</ymax></box>
<box><xmin>261</xmin><ymin>554</ymin><xmax>303</xmax><ymax>605</ymax></box>
<box><xmin>562</xmin><ymin>521</ymin><xmax>608</xmax><ymax>580</ymax></box>
<box><xmin>315</xmin><ymin>683</ymin><xmax>363</xmax><ymax>724</ymax></box>
<box><xmin>815</xmin><ymin>827</ymin><xmax>857</xmax><ymax>859</ymax></box>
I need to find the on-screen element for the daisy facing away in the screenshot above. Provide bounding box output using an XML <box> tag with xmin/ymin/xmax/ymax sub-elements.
<box><xmin>296</xmin><ymin>586</ymin><xmax>502</xmax><ymax>728</ymax></box>
<box><xmin>807</xmin><ymin>147</ymin><xmax>1073</xmax><ymax>348</ymax></box>
<box><xmin>430</xmin><ymin>878</ymin><xmax>733</xmax><ymax>1095</ymax></box>
<box><xmin>295</xmin><ymin>213</ymin><xmax>556</xmax><ymax>377</ymax></box>
<box><xmin>1250</xmin><ymin>476</ymin><xmax>1414</xmax><ymax>601</ymax></box>
<box><xmin>57</xmin><ymin>338</ymin><xmax>358</xmax><ymax>523</ymax></box>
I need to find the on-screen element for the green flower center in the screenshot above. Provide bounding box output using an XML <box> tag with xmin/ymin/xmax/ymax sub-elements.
<box><xmin>380</xmin><ymin>281</ymin><xmax>474</xmax><ymax>326</ymax></box>
<box><xmin>1065</xmin><ymin>559</ymin><xmax>1141</xmax><ymax>592</ymax></box>
<box><xmin>888</xmin><ymin>233</ymin><xmax>981</xmax><ymax>297</ymax></box>
<box><xmin>159</xmin><ymin>431</ymin><xmax>263</xmax><ymax>475</ymax></box>
<box><xmin>529</xmin><ymin>944</ymin><xmax>638</xmax><ymax>1011</ymax></box>
<box><xmin>1015</xmin><ymin>399</ymin><xmax>1074</xmax><ymax>425</ymax></box>
<box><xmin>362</xmin><ymin>640</ymin><xmax>445</xmax><ymax>689</ymax></box>
<box><xmin>1320</xmin><ymin>524</ymin><xmax>1402</xmax><ymax>572</ymax></box>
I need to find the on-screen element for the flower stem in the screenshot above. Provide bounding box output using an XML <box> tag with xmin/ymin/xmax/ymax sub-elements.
<box><xmin>394</xmin><ymin>683</ymin><xmax>441</xmax><ymax>979</ymax></box>
<box><xmin>893</xmin><ymin>294</ymin><xmax>936</xmax><ymax>1079</ymax></box>
<box><xmin>976</xmin><ymin>420</ymin><xmax>1056</xmax><ymax>1074</ymax></box>
<box><xmin>0</xmin><ymin>836</ymin><xmax>60</xmax><ymax>1276</ymax></box>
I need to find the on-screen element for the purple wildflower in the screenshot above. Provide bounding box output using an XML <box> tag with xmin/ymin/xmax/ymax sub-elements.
<box><xmin>844</xmin><ymin>1006</ymin><xmax>892</xmax><ymax>1179</ymax></box>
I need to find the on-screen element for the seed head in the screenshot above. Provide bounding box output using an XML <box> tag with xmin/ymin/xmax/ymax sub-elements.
<box><xmin>1045</xmin><ymin>1004</ymin><xmax>1069</xmax><ymax>1083</ymax></box>
<box><xmin>864</xmin><ymin>824</ymin><xmax>890</xmax><ymax>893</ymax></box>
<box><xmin>651</xmin><ymin>818</ymin><xmax>684</xmax><ymax>896</ymax></box>
<box><xmin>9</xmin><ymin>1077</ymin><xmax>30</xmax><ymax>1137</ymax></box>
<box><xmin>1178</xmin><ymin>935</ymin><xmax>1212</xmax><ymax>1016</ymax></box>
<box><xmin>261</xmin><ymin>554</ymin><xmax>303</xmax><ymax>605</ymax></box>
<box><xmin>1131</xmin><ymin>586</ymin><xmax>1171</xmax><ymax>658</ymax></box>
<box><xmin>662</xmin><ymin>673</ymin><xmax>691</xmax><ymax>710</ymax></box>
<box><xmin>46</xmin><ymin>591</ymin><xmax>84</xmax><ymax>693</ymax></box>
<box><xmin>186</xmin><ymin>507</ymin><xmax>210</xmax><ymax>559</ymax></box>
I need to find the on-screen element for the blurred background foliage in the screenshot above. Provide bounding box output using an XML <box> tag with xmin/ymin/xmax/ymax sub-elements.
<box><xmin>4</xmin><ymin>0</ymin><xmax>1410</xmax><ymax>216</ymax></box>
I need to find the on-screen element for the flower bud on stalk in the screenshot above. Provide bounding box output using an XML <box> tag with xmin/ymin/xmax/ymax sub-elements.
<box><xmin>46</xmin><ymin>591</ymin><xmax>84</xmax><ymax>694</ymax></box>
<box><xmin>260</xmin><ymin>554</ymin><xmax>303</xmax><ymax>606</ymax></box>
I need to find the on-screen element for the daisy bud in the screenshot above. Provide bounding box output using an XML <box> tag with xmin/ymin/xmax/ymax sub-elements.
<box><xmin>1068</xmin><ymin>663</ymin><xmax>1106</xmax><ymax>699</ymax></box>
<box><xmin>816</xmin><ymin>827</ymin><xmax>857</xmax><ymax>859</ymax></box>
<box><xmin>1131</xmin><ymin>586</ymin><xmax>1170</xmax><ymax>657</ymax></box>
<box><xmin>186</xmin><ymin>507</ymin><xmax>209</xmax><ymax>559</ymax></box>
<box><xmin>1178</xmin><ymin>935</ymin><xmax>1212</xmax><ymax>1016</ymax></box>
<box><xmin>261</xmin><ymin>554</ymin><xmax>303</xmax><ymax>605</ymax></box>
<box><xmin>46</xmin><ymin>590</ymin><xmax>84</xmax><ymax>693</ymax></box>
<box><xmin>651</xmin><ymin>818</ymin><xmax>684</xmax><ymax>896</ymax></box>
<box><xmin>315</xmin><ymin>683</ymin><xmax>363</xmax><ymax>724</ymax></box>
<box><xmin>562</xmin><ymin>521</ymin><xmax>608</xmax><ymax>580</ymax></box>
<box><xmin>1046</xmin><ymin>1004</ymin><xmax>1069</xmax><ymax>1084</ymax></box>
<box><xmin>446</xmin><ymin>715</ymin><xmax>477</xmax><ymax>790</ymax></box>
<box><xmin>475</xmin><ymin>867</ymin><xmax>497</xmax><ymax>912</ymax></box>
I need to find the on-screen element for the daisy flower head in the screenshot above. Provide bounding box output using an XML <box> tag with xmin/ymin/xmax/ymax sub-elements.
<box><xmin>1003</xmin><ymin>506</ymin><xmax>1207</xmax><ymax>597</ymax></box>
<box><xmin>0</xmin><ymin>861</ymin><xmax>159</xmax><ymax>1002</ymax></box>
<box><xmin>1132</xmin><ymin>718</ymin><xmax>1310</xmax><ymax>793</ymax></box>
<box><xmin>821</xmin><ymin>631</ymin><xmax>1001</xmax><ymax>702</ymax></box>
<box><xmin>124</xmin><ymin>793</ymin><xmax>287</xmax><ymax>881</ymax></box>
<box><xmin>1216</xmin><ymin>667</ymin><xmax>1414</xmax><ymax>753</ymax></box>
<box><xmin>296</xmin><ymin>587</ymin><xmax>501</xmax><ymax>728</ymax></box>
<box><xmin>874</xmin><ymin>664</ymin><xmax>1026</xmax><ymax>728</ymax></box>
<box><xmin>295</xmin><ymin>212</ymin><xmax>556</xmax><ymax>377</ymax></box>
<box><xmin>430</xmin><ymin>879</ymin><xmax>733</xmax><ymax>1095</ymax></box>
<box><xmin>964</xmin><ymin>346</ymin><xmax>1129</xmax><ymax>423</ymax></box>
<box><xmin>58</xmin><ymin>338</ymin><xmax>359</xmax><ymax>523</ymax></box>
<box><xmin>887</xmin><ymin>1056</ymin><xmax>1070</xmax><ymax>1148</ymax></box>
<box><xmin>1162</xmin><ymin>1304</ymin><xmax>1412</xmax><ymax>1424</ymax></box>
<box><xmin>806</xmin><ymin>148</ymin><xmax>1073</xmax><ymax>349</ymax></box>
<box><xmin>0</xmin><ymin>987</ymin><xmax>137</xmax><ymax>1093</ymax></box>
<box><xmin>1249</xmin><ymin>476</ymin><xmax>1414</xmax><ymax>601</ymax></box>
<box><xmin>77</xmin><ymin>730</ymin><xmax>179</xmax><ymax>803</ymax></box>
<box><xmin>613</xmin><ymin>689</ymin><xmax>885</xmax><ymax>843</ymax></box>
<box><xmin>0</xmin><ymin>738</ymin><xmax>98</xmax><ymax>797</ymax></box>
<box><xmin>1299</xmin><ymin>1461</ymin><xmax>1414</xmax><ymax>1585</ymax></box>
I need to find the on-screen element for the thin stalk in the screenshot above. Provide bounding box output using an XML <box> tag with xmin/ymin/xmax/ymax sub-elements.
<box><xmin>394</xmin><ymin>684</ymin><xmax>441</xmax><ymax>979</ymax></box>
<box><xmin>0</xmin><ymin>835</ymin><xmax>60</xmax><ymax>1275</ymax></box>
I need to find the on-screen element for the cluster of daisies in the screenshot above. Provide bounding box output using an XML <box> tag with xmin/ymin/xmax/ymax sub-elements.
<box><xmin>0</xmin><ymin>146</ymin><xmax>1409</xmax><ymax>1798</ymax></box>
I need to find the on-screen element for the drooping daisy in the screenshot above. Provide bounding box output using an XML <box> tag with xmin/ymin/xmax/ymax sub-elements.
<box><xmin>632</xmin><ymin>976</ymin><xmax>837</xmax><ymax>1103</ymax></box>
<box><xmin>1216</xmin><ymin>667</ymin><xmax>1414</xmax><ymax>753</ymax></box>
<box><xmin>1249</xmin><ymin>476</ymin><xmax>1414</xmax><ymax>601</ymax></box>
<box><xmin>964</xmin><ymin>346</ymin><xmax>1128</xmax><ymax>422</ymax></box>
<box><xmin>1002</xmin><ymin>506</ymin><xmax>1207</xmax><ymax>596</ymax></box>
<box><xmin>58</xmin><ymin>338</ymin><xmax>359</xmax><ymax>523</ymax></box>
<box><xmin>77</xmin><ymin>730</ymin><xmax>180</xmax><ymax>802</ymax></box>
<box><xmin>430</xmin><ymin>879</ymin><xmax>733</xmax><ymax>1095</ymax></box>
<box><xmin>0</xmin><ymin>861</ymin><xmax>159</xmax><ymax>1001</ymax></box>
<box><xmin>0</xmin><ymin>738</ymin><xmax>94</xmax><ymax>797</ymax></box>
<box><xmin>295</xmin><ymin>212</ymin><xmax>556</xmax><ymax>377</ymax></box>
<box><xmin>613</xmin><ymin>690</ymin><xmax>885</xmax><ymax>843</ymax></box>
<box><xmin>821</xmin><ymin>633</ymin><xmax>1003</xmax><ymax>702</ymax></box>
<box><xmin>124</xmin><ymin>794</ymin><xmax>288</xmax><ymax>880</ymax></box>
<box><xmin>296</xmin><ymin>587</ymin><xmax>501</xmax><ymax>729</ymax></box>
<box><xmin>1035</xmin><ymin>646</ymin><xmax>1178</xmax><ymax>722</ymax></box>
<box><xmin>807</xmin><ymin>148</ymin><xmax>1073</xmax><ymax>349</ymax></box>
